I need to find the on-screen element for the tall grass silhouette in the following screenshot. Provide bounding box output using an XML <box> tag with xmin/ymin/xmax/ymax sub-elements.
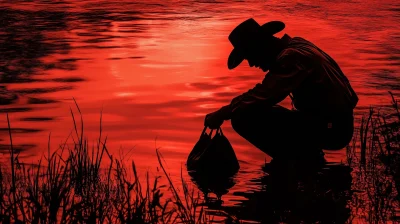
<box><xmin>347</xmin><ymin>92</ymin><xmax>400</xmax><ymax>223</ymax></box>
<box><xmin>0</xmin><ymin>99</ymin><xmax>218</xmax><ymax>224</ymax></box>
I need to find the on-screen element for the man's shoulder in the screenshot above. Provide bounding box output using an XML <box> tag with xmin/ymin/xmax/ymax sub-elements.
<box><xmin>276</xmin><ymin>42</ymin><xmax>306</xmax><ymax>61</ymax></box>
<box><xmin>290</xmin><ymin>36</ymin><xmax>312</xmax><ymax>45</ymax></box>
<box><xmin>274</xmin><ymin>37</ymin><xmax>317</xmax><ymax>70</ymax></box>
<box><xmin>278</xmin><ymin>37</ymin><xmax>318</xmax><ymax>60</ymax></box>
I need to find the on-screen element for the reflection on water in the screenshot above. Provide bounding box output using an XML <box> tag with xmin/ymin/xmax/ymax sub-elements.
<box><xmin>212</xmin><ymin>161</ymin><xmax>353</xmax><ymax>223</ymax></box>
<box><xmin>188</xmin><ymin>169</ymin><xmax>237</xmax><ymax>202</ymax></box>
<box><xmin>0</xmin><ymin>0</ymin><xmax>399</xmax><ymax>222</ymax></box>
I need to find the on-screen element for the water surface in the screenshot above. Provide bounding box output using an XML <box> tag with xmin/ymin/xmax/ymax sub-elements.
<box><xmin>0</xmin><ymin>0</ymin><xmax>399</xmax><ymax>221</ymax></box>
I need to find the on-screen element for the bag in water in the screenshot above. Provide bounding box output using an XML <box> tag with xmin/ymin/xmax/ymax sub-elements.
<box><xmin>187</xmin><ymin>126</ymin><xmax>240</xmax><ymax>175</ymax></box>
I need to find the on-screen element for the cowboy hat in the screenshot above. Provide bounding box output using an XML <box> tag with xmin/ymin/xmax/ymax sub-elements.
<box><xmin>227</xmin><ymin>18</ymin><xmax>285</xmax><ymax>70</ymax></box>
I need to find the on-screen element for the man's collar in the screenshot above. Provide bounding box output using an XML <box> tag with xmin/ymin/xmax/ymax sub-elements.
<box><xmin>273</xmin><ymin>34</ymin><xmax>293</xmax><ymax>61</ymax></box>
<box><xmin>281</xmin><ymin>34</ymin><xmax>292</xmax><ymax>48</ymax></box>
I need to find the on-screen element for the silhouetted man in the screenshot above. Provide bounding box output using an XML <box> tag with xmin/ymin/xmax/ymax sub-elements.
<box><xmin>204</xmin><ymin>18</ymin><xmax>358</xmax><ymax>160</ymax></box>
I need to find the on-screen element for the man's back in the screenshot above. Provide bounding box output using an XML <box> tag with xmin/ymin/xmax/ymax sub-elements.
<box><xmin>284</xmin><ymin>37</ymin><xmax>358</xmax><ymax>114</ymax></box>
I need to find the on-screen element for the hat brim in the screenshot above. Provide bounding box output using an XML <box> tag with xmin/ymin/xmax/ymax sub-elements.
<box><xmin>227</xmin><ymin>47</ymin><xmax>245</xmax><ymax>70</ymax></box>
<box><xmin>261</xmin><ymin>21</ymin><xmax>285</xmax><ymax>36</ymax></box>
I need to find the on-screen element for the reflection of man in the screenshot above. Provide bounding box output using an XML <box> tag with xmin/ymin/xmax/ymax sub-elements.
<box><xmin>204</xmin><ymin>18</ymin><xmax>358</xmax><ymax>160</ymax></box>
<box><xmin>221</xmin><ymin>162</ymin><xmax>353</xmax><ymax>223</ymax></box>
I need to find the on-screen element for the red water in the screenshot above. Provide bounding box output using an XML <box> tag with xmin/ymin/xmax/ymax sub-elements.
<box><xmin>0</xmin><ymin>0</ymin><xmax>399</xmax><ymax>214</ymax></box>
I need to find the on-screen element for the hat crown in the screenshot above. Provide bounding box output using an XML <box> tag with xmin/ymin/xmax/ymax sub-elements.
<box><xmin>228</xmin><ymin>18</ymin><xmax>261</xmax><ymax>48</ymax></box>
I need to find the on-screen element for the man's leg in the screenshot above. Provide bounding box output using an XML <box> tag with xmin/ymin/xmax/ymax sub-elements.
<box><xmin>230</xmin><ymin>103</ymin><xmax>323</xmax><ymax>159</ymax></box>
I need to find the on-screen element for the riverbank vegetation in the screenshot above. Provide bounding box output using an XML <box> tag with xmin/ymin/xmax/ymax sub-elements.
<box><xmin>346</xmin><ymin>92</ymin><xmax>399</xmax><ymax>223</ymax></box>
<box><xmin>0</xmin><ymin>100</ymin><xmax>214</xmax><ymax>224</ymax></box>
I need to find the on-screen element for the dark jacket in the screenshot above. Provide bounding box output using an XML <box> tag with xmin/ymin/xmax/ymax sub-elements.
<box><xmin>229</xmin><ymin>34</ymin><xmax>358</xmax><ymax>116</ymax></box>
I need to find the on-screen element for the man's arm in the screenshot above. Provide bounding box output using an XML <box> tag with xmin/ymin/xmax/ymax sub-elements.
<box><xmin>225</xmin><ymin>49</ymin><xmax>312</xmax><ymax>119</ymax></box>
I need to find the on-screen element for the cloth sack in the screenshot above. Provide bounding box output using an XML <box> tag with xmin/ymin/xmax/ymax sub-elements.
<box><xmin>187</xmin><ymin>127</ymin><xmax>240</xmax><ymax>175</ymax></box>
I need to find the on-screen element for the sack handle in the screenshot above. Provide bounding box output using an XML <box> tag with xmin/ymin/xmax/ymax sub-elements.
<box><xmin>199</xmin><ymin>126</ymin><xmax>214</xmax><ymax>138</ymax></box>
<box><xmin>218</xmin><ymin>127</ymin><xmax>223</xmax><ymax>135</ymax></box>
<box><xmin>200</xmin><ymin>126</ymin><xmax>223</xmax><ymax>139</ymax></box>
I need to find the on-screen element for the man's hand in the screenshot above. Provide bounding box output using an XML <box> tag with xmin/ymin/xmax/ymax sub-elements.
<box><xmin>204</xmin><ymin>105</ymin><xmax>231</xmax><ymax>129</ymax></box>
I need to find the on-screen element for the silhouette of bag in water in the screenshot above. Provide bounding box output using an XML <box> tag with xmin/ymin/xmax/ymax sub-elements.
<box><xmin>188</xmin><ymin>167</ymin><xmax>237</xmax><ymax>201</ymax></box>
<box><xmin>187</xmin><ymin>126</ymin><xmax>240</xmax><ymax>175</ymax></box>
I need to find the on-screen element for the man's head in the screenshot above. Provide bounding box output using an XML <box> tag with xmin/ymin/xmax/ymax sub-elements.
<box><xmin>227</xmin><ymin>18</ymin><xmax>286</xmax><ymax>72</ymax></box>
